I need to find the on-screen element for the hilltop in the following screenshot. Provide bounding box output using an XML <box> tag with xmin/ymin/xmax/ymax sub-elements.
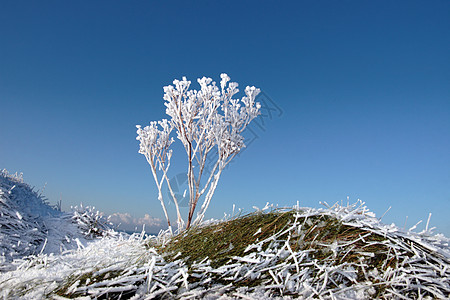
<box><xmin>0</xmin><ymin>171</ymin><xmax>449</xmax><ymax>299</ymax></box>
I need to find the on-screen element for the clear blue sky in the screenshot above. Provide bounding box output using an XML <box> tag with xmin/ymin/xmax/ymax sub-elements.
<box><xmin>1</xmin><ymin>1</ymin><xmax>449</xmax><ymax>235</ymax></box>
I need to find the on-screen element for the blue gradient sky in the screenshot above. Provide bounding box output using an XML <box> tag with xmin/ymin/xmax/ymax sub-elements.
<box><xmin>1</xmin><ymin>1</ymin><xmax>449</xmax><ymax>234</ymax></box>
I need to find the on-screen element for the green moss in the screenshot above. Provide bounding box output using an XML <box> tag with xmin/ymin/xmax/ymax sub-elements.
<box><xmin>159</xmin><ymin>210</ymin><xmax>401</xmax><ymax>277</ymax></box>
<box><xmin>159</xmin><ymin>210</ymin><xmax>296</xmax><ymax>268</ymax></box>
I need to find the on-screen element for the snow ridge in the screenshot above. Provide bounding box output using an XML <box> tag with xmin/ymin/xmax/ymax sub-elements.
<box><xmin>0</xmin><ymin>170</ymin><xmax>113</xmax><ymax>270</ymax></box>
<box><xmin>0</xmin><ymin>170</ymin><xmax>58</xmax><ymax>265</ymax></box>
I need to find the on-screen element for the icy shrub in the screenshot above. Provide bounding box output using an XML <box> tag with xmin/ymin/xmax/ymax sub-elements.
<box><xmin>71</xmin><ymin>204</ymin><xmax>114</xmax><ymax>238</ymax></box>
<box><xmin>136</xmin><ymin>74</ymin><xmax>261</xmax><ymax>230</ymax></box>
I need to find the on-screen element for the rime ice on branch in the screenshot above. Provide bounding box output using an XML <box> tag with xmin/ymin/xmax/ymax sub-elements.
<box><xmin>137</xmin><ymin>74</ymin><xmax>261</xmax><ymax>230</ymax></box>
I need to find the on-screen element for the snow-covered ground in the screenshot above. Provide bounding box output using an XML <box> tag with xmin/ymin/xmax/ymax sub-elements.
<box><xmin>0</xmin><ymin>170</ymin><xmax>114</xmax><ymax>268</ymax></box>
<box><xmin>1</xmin><ymin>170</ymin><xmax>449</xmax><ymax>299</ymax></box>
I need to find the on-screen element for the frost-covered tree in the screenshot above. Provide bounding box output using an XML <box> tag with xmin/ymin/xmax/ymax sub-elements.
<box><xmin>137</xmin><ymin>74</ymin><xmax>261</xmax><ymax>230</ymax></box>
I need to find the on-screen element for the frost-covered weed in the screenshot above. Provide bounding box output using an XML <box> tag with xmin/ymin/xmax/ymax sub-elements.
<box><xmin>71</xmin><ymin>204</ymin><xmax>115</xmax><ymax>238</ymax></box>
<box><xmin>137</xmin><ymin>74</ymin><xmax>262</xmax><ymax>231</ymax></box>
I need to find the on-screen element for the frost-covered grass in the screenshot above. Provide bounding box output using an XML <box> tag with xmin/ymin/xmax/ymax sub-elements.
<box><xmin>0</xmin><ymin>170</ymin><xmax>114</xmax><ymax>269</ymax></box>
<box><xmin>0</xmin><ymin>171</ymin><xmax>48</xmax><ymax>267</ymax></box>
<box><xmin>2</xmin><ymin>202</ymin><xmax>449</xmax><ymax>299</ymax></box>
<box><xmin>157</xmin><ymin>204</ymin><xmax>450</xmax><ymax>299</ymax></box>
<box><xmin>0</xmin><ymin>170</ymin><xmax>116</xmax><ymax>268</ymax></box>
<box><xmin>1</xmin><ymin>170</ymin><xmax>449</xmax><ymax>299</ymax></box>
<box><xmin>1</xmin><ymin>233</ymin><xmax>156</xmax><ymax>299</ymax></box>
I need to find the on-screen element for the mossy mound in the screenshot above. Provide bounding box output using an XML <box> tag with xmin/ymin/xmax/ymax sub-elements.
<box><xmin>157</xmin><ymin>209</ymin><xmax>413</xmax><ymax>298</ymax></box>
<box><xmin>160</xmin><ymin>210</ymin><xmax>393</xmax><ymax>271</ymax></box>
<box><xmin>3</xmin><ymin>203</ymin><xmax>449</xmax><ymax>299</ymax></box>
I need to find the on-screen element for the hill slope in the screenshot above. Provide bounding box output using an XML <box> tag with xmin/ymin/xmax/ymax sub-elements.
<box><xmin>0</xmin><ymin>170</ymin><xmax>112</xmax><ymax>269</ymax></box>
<box><xmin>0</xmin><ymin>171</ymin><xmax>449</xmax><ymax>299</ymax></box>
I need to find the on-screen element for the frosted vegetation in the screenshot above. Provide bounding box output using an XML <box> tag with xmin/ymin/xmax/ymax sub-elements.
<box><xmin>136</xmin><ymin>74</ymin><xmax>261</xmax><ymax>231</ymax></box>
<box><xmin>1</xmin><ymin>170</ymin><xmax>449</xmax><ymax>299</ymax></box>
<box><xmin>0</xmin><ymin>170</ymin><xmax>114</xmax><ymax>268</ymax></box>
